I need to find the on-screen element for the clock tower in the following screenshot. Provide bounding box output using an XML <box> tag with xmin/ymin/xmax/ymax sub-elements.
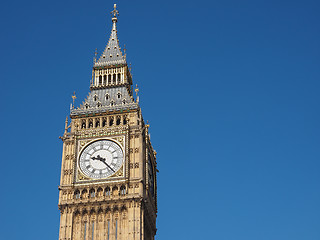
<box><xmin>58</xmin><ymin>5</ymin><xmax>157</xmax><ymax>240</ymax></box>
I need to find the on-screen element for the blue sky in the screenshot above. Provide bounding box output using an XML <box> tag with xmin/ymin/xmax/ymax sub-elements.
<box><xmin>0</xmin><ymin>0</ymin><xmax>319</xmax><ymax>239</ymax></box>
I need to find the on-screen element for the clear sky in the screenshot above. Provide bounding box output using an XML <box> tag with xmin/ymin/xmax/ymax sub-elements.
<box><xmin>0</xmin><ymin>0</ymin><xmax>319</xmax><ymax>239</ymax></box>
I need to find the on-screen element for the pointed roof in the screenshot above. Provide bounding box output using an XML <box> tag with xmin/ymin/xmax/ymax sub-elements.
<box><xmin>94</xmin><ymin>4</ymin><xmax>126</xmax><ymax>67</ymax></box>
<box><xmin>70</xmin><ymin>86</ymin><xmax>139</xmax><ymax>116</ymax></box>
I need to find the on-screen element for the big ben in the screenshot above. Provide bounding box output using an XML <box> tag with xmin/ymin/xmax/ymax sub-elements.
<box><xmin>58</xmin><ymin>4</ymin><xmax>158</xmax><ymax>240</ymax></box>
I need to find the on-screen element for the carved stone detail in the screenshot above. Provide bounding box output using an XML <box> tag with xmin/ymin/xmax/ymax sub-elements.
<box><xmin>79</xmin><ymin>139</ymin><xmax>91</xmax><ymax>148</ymax></box>
<box><xmin>64</xmin><ymin>169</ymin><xmax>73</xmax><ymax>175</ymax></box>
<box><xmin>77</xmin><ymin>170</ymin><xmax>91</xmax><ymax>181</ymax></box>
<box><xmin>112</xmin><ymin>165</ymin><xmax>124</xmax><ymax>178</ymax></box>
<box><xmin>58</xmin><ymin>10</ymin><xmax>157</xmax><ymax>239</ymax></box>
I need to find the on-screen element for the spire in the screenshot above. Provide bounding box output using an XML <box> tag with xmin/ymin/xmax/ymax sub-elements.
<box><xmin>94</xmin><ymin>4</ymin><xmax>126</xmax><ymax>67</ymax></box>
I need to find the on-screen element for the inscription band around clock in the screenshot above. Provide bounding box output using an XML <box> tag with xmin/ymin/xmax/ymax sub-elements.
<box><xmin>78</xmin><ymin>139</ymin><xmax>124</xmax><ymax>179</ymax></box>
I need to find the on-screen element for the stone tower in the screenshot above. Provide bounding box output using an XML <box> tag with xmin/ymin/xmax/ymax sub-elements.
<box><xmin>58</xmin><ymin>5</ymin><xmax>158</xmax><ymax>240</ymax></box>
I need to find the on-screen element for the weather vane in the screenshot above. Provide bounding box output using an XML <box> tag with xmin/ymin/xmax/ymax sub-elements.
<box><xmin>72</xmin><ymin>91</ymin><xmax>77</xmax><ymax>108</ymax></box>
<box><xmin>111</xmin><ymin>4</ymin><xmax>119</xmax><ymax>18</ymax></box>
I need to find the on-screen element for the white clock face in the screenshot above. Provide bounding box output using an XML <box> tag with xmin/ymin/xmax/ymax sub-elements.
<box><xmin>79</xmin><ymin>139</ymin><xmax>124</xmax><ymax>179</ymax></box>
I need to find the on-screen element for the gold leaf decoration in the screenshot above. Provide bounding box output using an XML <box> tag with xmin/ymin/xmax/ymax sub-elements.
<box><xmin>80</xmin><ymin>139</ymin><xmax>91</xmax><ymax>148</ymax></box>
<box><xmin>111</xmin><ymin>166</ymin><xmax>123</xmax><ymax>178</ymax></box>
<box><xmin>77</xmin><ymin>170</ymin><xmax>91</xmax><ymax>181</ymax></box>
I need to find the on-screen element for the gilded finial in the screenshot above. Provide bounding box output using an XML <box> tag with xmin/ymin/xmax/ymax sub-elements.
<box><xmin>123</xmin><ymin>44</ymin><xmax>127</xmax><ymax>58</ymax></box>
<box><xmin>146</xmin><ymin>120</ymin><xmax>150</xmax><ymax>129</ymax></box>
<box><xmin>111</xmin><ymin>4</ymin><xmax>119</xmax><ymax>22</ymax></box>
<box><xmin>135</xmin><ymin>84</ymin><xmax>139</xmax><ymax>103</ymax></box>
<box><xmin>72</xmin><ymin>91</ymin><xmax>77</xmax><ymax>108</ymax></box>
<box><xmin>94</xmin><ymin>48</ymin><xmax>97</xmax><ymax>63</ymax></box>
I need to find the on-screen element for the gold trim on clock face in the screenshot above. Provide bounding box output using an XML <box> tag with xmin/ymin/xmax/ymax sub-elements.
<box><xmin>78</xmin><ymin>139</ymin><xmax>124</xmax><ymax>179</ymax></box>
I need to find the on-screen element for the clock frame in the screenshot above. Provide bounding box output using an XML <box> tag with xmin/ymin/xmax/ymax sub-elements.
<box><xmin>75</xmin><ymin>136</ymin><xmax>127</xmax><ymax>183</ymax></box>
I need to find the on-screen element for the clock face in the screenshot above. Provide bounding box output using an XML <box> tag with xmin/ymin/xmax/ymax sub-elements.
<box><xmin>79</xmin><ymin>139</ymin><xmax>124</xmax><ymax>179</ymax></box>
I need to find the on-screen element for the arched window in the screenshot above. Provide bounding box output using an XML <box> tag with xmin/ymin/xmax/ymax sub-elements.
<box><xmin>109</xmin><ymin>117</ymin><xmax>114</xmax><ymax>126</ymax></box>
<box><xmin>93</xmin><ymin>95</ymin><xmax>98</xmax><ymax>101</ymax></box>
<box><xmin>110</xmin><ymin>100</ymin><xmax>114</xmax><ymax>107</ymax></box>
<box><xmin>95</xmin><ymin>120</ymin><xmax>100</xmax><ymax>128</ymax></box>
<box><xmin>81</xmin><ymin>120</ymin><xmax>86</xmax><ymax>129</ymax></box>
<box><xmin>88</xmin><ymin>120</ymin><xmax>93</xmax><ymax>128</ymax></box>
<box><xmin>103</xmin><ymin>75</ymin><xmax>107</xmax><ymax>85</ymax></box>
<box><xmin>90</xmin><ymin>209</ymin><xmax>95</xmax><ymax>217</ymax></box>
<box><xmin>105</xmin><ymin>94</ymin><xmax>110</xmax><ymax>100</ymax></box>
<box><xmin>120</xmin><ymin>186</ymin><xmax>126</xmax><ymax>195</ymax></box>
<box><xmin>123</xmin><ymin>116</ymin><xmax>127</xmax><ymax>125</ymax></box>
<box><xmin>122</xmin><ymin>99</ymin><xmax>126</xmax><ymax>105</ymax></box>
<box><xmin>108</xmin><ymin>75</ymin><xmax>111</xmax><ymax>84</ymax></box>
<box><xmin>99</xmin><ymin>75</ymin><xmax>102</xmax><ymax>85</ymax></box>
<box><xmin>74</xmin><ymin>190</ymin><xmax>81</xmax><ymax>199</ymax></box>
<box><xmin>105</xmin><ymin>187</ymin><xmax>110</xmax><ymax>197</ymax></box>
<box><xmin>118</xmin><ymin>73</ymin><xmax>121</xmax><ymax>83</ymax></box>
<box><xmin>116</xmin><ymin>116</ymin><xmax>121</xmax><ymax>125</ymax></box>
<box><xmin>102</xmin><ymin>118</ymin><xmax>107</xmax><ymax>127</ymax></box>
<box><xmin>90</xmin><ymin>189</ymin><xmax>95</xmax><ymax>198</ymax></box>
<box><xmin>117</xmin><ymin>93</ymin><xmax>121</xmax><ymax>99</ymax></box>
<box><xmin>113</xmin><ymin>74</ymin><xmax>116</xmax><ymax>84</ymax></box>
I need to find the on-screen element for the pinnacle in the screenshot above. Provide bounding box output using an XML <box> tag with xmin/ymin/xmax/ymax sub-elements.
<box><xmin>94</xmin><ymin>6</ymin><xmax>126</xmax><ymax>67</ymax></box>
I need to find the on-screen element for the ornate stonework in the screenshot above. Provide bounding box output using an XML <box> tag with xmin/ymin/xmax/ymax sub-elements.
<box><xmin>58</xmin><ymin>5</ymin><xmax>157</xmax><ymax>240</ymax></box>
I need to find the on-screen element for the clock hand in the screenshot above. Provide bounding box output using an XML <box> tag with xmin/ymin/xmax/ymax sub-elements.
<box><xmin>96</xmin><ymin>155</ymin><xmax>106</xmax><ymax>161</ymax></box>
<box><xmin>91</xmin><ymin>155</ymin><xmax>106</xmax><ymax>161</ymax></box>
<box><xmin>91</xmin><ymin>155</ymin><xmax>115</xmax><ymax>172</ymax></box>
<box><xmin>100</xmin><ymin>159</ymin><xmax>116</xmax><ymax>173</ymax></box>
